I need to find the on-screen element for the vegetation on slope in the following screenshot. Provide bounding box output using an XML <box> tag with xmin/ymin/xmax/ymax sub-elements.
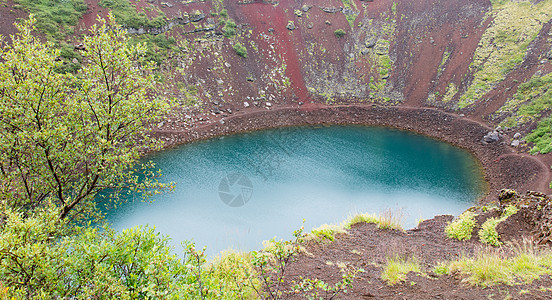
<box><xmin>435</xmin><ymin>243</ymin><xmax>552</xmax><ymax>287</ymax></box>
<box><xmin>99</xmin><ymin>0</ymin><xmax>167</xmax><ymax>29</ymax></box>
<box><xmin>445</xmin><ymin>211</ymin><xmax>476</xmax><ymax>241</ymax></box>
<box><xmin>458</xmin><ymin>0</ymin><xmax>552</xmax><ymax>108</ymax></box>
<box><xmin>499</xmin><ymin>73</ymin><xmax>552</xmax><ymax>154</ymax></box>
<box><xmin>13</xmin><ymin>0</ymin><xmax>87</xmax><ymax>40</ymax></box>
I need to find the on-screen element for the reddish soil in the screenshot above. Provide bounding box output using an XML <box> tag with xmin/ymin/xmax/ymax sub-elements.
<box><xmin>2</xmin><ymin>0</ymin><xmax>552</xmax><ymax>297</ymax></box>
<box><xmin>283</xmin><ymin>217</ymin><xmax>552</xmax><ymax>299</ymax></box>
<box><xmin>155</xmin><ymin>103</ymin><xmax>552</xmax><ymax>298</ymax></box>
<box><xmin>0</xmin><ymin>0</ymin><xmax>28</xmax><ymax>38</ymax></box>
<box><xmin>156</xmin><ymin>103</ymin><xmax>552</xmax><ymax>197</ymax></box>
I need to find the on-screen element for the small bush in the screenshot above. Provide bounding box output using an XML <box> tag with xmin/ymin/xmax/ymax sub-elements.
<box><xmin>479</xmin><ymin>217</ymin><xmax>502</xmax><ymax>246</ymax></box>
<box><xmin>344</xmin><ymin>210</ymin><xmax>403</xmax><ymax>231</ymax></box>
<box><xmin>381</xmin><ymin>256</ymin><xmax>421</xmax><ymax>285</ymax></box>
<box><xmin>478</xmin><ymin>205</ymin><xmax>519</xmax><ymax>246</ymax></box>
<box><xmin>223</xmin><ymin>19</ymin><xmax>237</xmax><ymax>37</ymax></box>
<box><xmin>445</xmin><ymin>211</ymin><xmax>476</xmax><ymax>241</ymax></box>
<box><xmin>445</xmin><ymin>243</ymin><xmax>552</xmax><ymax>287</ymax></box>
<box><xmin>233</xmin><ymin>43</ymin><xmax>247</xmax><ymax>58</ymax></box>
<box><xmin>334</xmin><ymin>29</ymin><xmax>346</xmax><ymax>38</ymax></box>
<box><xmin>310</xmin><ymin>224</ymin><xmax>346</xmax><ymax>242</ymax></box>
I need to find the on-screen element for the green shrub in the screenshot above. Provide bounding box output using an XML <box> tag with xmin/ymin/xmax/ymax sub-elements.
<box><xmin>381</xmin><ymin>256</ymin><xmax>421</xmax><ymax>285</ymax></box>
<box><xmin>233</xmin><ymin>43</ymin><xmax>247</xmax><ymax>58</ymax></box>
<box><xmin>478</xmin><ymin>205</ymin><xmax>519</xmax><ymax>246</ymax></box>
<box><xmin>444</xmin><ymin>243</ymin><xmax>552</xmax><ymax>287</ymax></box>
<box><xmin>334</xmin><ymin>29</ymin><xmax>346</xmax><ymax>38</ymax></box>
<box><xmin>14</xmin><ymin>0</ymin><xmax>87</xmax><ymax>40</ymax></box>
<box><xmin>223</xmin><ymin>19</ymin><xmax>237</xmax><ymax>37</ymax></box>
<box><xmin>99</xmin><ymin>0</ymin><xmax>166</xmax><ymax>28</ymax></box>
<box><xmin>445</xmin><ymin>211</ymin><xmax>476</xmax><ymax>241</ymax></box>
<box><xmin>479</xmin><ymin>217</ymin><xmax>502</xmax><ymax>246</ymax></box>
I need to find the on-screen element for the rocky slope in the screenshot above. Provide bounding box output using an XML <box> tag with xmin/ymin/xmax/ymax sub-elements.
<box><xmin>2</xmin><ymin>0</ymin><xmax>552</xmax><ymax>298</ymax></box>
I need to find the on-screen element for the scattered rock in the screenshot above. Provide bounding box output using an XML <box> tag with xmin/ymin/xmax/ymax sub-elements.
<box><xmin>365</xmin><ymin>37</ymin><xmax>377</xmax><ymax>48</ymax></box>
<box><xmin>286</xmin><ymin>21</ymin><xmax>295</xmax><ymax>31</ymax></box>
<box><xmin>307</xmin><ymin>23</ymin><xmax>313</xmax><ymax>29</ymax></box>
<box><xmin>325</xmin><ymin>20</ymin><xmax>331</xmax><ymax>25</ymax></box>
<box><xmin>243</xmin><ymin>101</ymin><xmax>250</xmax><ymax>108</ymax></box>
<box><xmin>298</xmin><ymin>102</ymin><xmax>304</xmax><ymax>105</ymax></box>
<box><xmin>482</xmin><ymin>130</ymin><xmax>501</xmax><ymax>144</ymax></box>
<box><xmin>321</xmin><ymin>7</ymin><xmax>342</xmax><ymax>13</ymax></box>
<box><xmin>190</xmin><ymin>12</ymin><xmax>205</xmax><ymax>22</ymax></box>
<box><xmin>374</xmin><ymin>40</ymin><xmax>389</xmax><ymax>55</ymax></box>
<box><xmin>74</xmin><ymin>44</ymin><xmax>86</xmax><ymax>51</ymax></box>
<box><xmin>511</xmin><ymin>140</ymin><xmax>520</xmax><ymax>147</ymax></box>
<box><xmin>268</xmin><ymin>28</ymin><xmax>274</xmax><ymax>33</ymax></box>
<box><xmin>546</xmin><ymin>48</ymin><xmax>552</xmax><ymax>60</ymax></box>
<box><xmin>342</xmin><ymin>8</ymin><xmax>358</xmax><ymax>15</ymax></box>
<box><xmin>265</xmin><ymin>102</ymin><xmax>272</xmax><ymax>107</ymax></box>
<box><xmin>513</xmin><ymin>132</ymin><xmax>522</xmax><ymax>139</ymax></box>
<box><xmin>72</xmin><ymin>58</ymin><xmax>79</xmax><ymax>64</ymax></box>
<box><xmin>301</xmin><ymin>5</ymin><xmax>312</xmax><ymax>12</ymax></box>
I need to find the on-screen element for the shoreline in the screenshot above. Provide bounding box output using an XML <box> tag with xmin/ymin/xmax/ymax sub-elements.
<box><xmin>154</xmin><ymin>104</ymin><xmax>552</xmax><ymax>203</ymax></box>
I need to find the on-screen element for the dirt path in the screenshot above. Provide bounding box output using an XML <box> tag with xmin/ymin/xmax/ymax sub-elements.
<box><xmin>156</xmin><ymin>102</ymin><xmax>552</xmax><ymax>197</ymax></box>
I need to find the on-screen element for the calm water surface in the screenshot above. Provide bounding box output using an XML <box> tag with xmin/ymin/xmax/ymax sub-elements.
<box><xmin>104</xmin><ymin>126</ymin><xmax>486</xmax><ymax>256</ymax></box>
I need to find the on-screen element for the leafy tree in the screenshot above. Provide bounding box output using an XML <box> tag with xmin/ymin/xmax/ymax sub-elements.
<box><xmin>0</xmin><ymin>15</ymin><xmax>169</xmax><ymax>222</ymax></box>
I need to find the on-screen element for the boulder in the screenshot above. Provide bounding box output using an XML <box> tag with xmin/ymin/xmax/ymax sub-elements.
<box><xmin>286</xmin><ymin>21</ymin><xmax>295</xmax><ymax>31</ymax></box>
<box><xmin>321</xmin><ymin>7</ymin><xmax>342</xmax><ymax>13</ymax></box>
<box><xmin>482</xmin><ymin>130</ymin><xmax>500</xmax><ymax>144</ymax></box>
<box><xmin>190</xmin><ymin>12</ymin><xmax>205</xmax><ymax>22</ymax></box>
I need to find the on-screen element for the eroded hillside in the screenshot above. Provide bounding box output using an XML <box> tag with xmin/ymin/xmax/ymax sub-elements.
<box><xmin>1</xmin><ymin>0</ymin><xmax>551</xmax><ymax>184</ymax></box>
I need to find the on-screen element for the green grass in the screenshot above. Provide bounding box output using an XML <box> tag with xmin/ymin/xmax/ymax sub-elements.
<box><xmin>381</xmin><ymin>256</ymin><xmax>422</xmax><ymax>285</ymax></box>
<box><xmin>128</xmin><ymin>34</ymin><xmax>177</xmax><ymax>66</ymax></box>
<box><xmin>334</xmin><ymin>29</ymin><xmax>346</xmax><ymax>38</ymax></box>
<box><xmin>458</xmin><ymin>0</ymin><xmax>552</xmax><ymax>108</ymax></box>
<box><xmin>207</xmin><ymin>250</ymin><xmax>259</xmax><ymax>298</ymax></box>
<box><xmin>233</xmin><ymin>43</ymin><xmax>248</xmax><ymax>58</ymax></box>
<box><xmin>526</xmin><ymin>117</ymin><xmax>552</xmax><ymax>155</ymax></box>
<box><xmin>499</xmin><ymin>72</ymin><xmax>552</xmax><ymax>154</ymax></box>
<box><xmin>223</xmin><ymin>19</ymin><xmax>237</xmax><ymax>37</ymax></box>
<box><xmin>99</xmin><ymin>0</ymin><xmax>166</xmax><ymax>28</ymax></box>
<box><xmin>14</xmin><ymin>0</ymin><xmax>87</xmax><ymax>40</ymax></box>
<box><xmin>479</xmin><ymin>218</ymin><xmax>502</xmax><ymax>246</ymax></box>
<box><xmin>478</xmin><ymin>205</ymin><xmax>519</xmax><ymax>246</ymax></box>
<box><xmin>445</xmin><ymin>211</ymin><xmax>476</xmax><ymax>241</ymax></box>
<box><xmin>307</xmin><ymin>211</ymin><xmax>403</xmax><ymax>242</ymax></box>
<box><xmin>310</xmin><ymin>224</ymin><xmax>346</xmax><ymax>242</ymax></box>
<box><xmin>441</xmin><ymin>244</ymin><xmax>552</xmax><ymax>287</ymax></box>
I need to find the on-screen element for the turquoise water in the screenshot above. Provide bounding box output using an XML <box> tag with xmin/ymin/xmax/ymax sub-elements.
<box><xmin>103</xmin><ymin>126</ymin><xmax>486</xmax><ymax>256</ymax></box>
